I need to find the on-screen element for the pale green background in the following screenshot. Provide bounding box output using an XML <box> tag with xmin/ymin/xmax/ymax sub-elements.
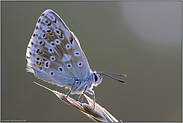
<box><xmin>1</xmin><ymin>1</ymin><xmax>182</xmax><ymax>122</ymax></box>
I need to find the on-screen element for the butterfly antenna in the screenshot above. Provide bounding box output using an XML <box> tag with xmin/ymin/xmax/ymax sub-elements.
<box><xmin>97</xmin><ymin>71</ymin><xmax>126</xmax><ymax>83</ymax></box>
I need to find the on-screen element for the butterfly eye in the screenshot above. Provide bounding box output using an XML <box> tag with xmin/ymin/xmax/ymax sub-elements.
<box><xmin>93</xmin><ymin>73</ymin><xmax>98</xmax><ymax>82</ymax></box>
<box><xmin>92</xmin><ymin>73</ymin><xmax>102</xmax><ymax>86</ymax></box>
<box><xmin>93</xmin><ymin>73</ymin><xmax>102</xmax><ymax>84</ymax></box>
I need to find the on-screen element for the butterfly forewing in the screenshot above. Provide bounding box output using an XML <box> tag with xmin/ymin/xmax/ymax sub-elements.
<box><xmin>26</xmin><ymin>9</ymin><xmax>92</xmax><ymax>87</ymax></box>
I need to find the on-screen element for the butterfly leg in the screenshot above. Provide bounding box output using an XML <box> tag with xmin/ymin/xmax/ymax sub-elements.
<box><xmin>79</xmin><ymin>86</ymin><xmax>88</xmax><ymax>105</ymax></box>
<box><xmin>62</xmin><ymin>82</ymin><xmax>76</xmax><ymax>101</ymax></box>
<box><xmin>87</xmin><ymin>90</ymin><xmax>95</xmax><ymax>110</ymax></box>
<box><xmin>77</xmin><ymin>93</ymin><xmax>82</xmax><ymax>101</ymax></box>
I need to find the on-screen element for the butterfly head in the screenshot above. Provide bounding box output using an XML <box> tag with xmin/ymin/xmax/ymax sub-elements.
<box><xmin>91</xmin><ymin>71</ymin><xmax>103</xmax><ymax>87</ymax></box>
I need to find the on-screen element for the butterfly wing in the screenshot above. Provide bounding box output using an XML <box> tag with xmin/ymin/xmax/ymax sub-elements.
<box><xmin>26</xmin><ymin>9</ymin><xmax>92</xmax><ymax>87</ymax></box>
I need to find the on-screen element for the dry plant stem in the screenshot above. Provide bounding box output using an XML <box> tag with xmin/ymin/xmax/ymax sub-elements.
<box><xmin>33</xmin><ymin>81</ymin><xmax>121</xmax><ymax>122</ymax></box>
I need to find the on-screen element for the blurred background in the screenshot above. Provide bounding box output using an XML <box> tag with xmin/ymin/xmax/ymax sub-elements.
<box><xmin>1</xmin><ymin>1</ymin><xmax>181</xmax><ymax>122</ymax></box>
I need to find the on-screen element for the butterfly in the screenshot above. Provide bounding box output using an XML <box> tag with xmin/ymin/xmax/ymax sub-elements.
<box><xmin>26</xmin><ymin>9</ymin><xmax>126</xmax><ymax>106</ymax></box>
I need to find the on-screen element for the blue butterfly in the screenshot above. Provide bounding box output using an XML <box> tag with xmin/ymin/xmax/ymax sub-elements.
<box><xmin>26</xmin><ymin>9</ymin><xmax>126</xmax><ymax>106</ymax></box>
